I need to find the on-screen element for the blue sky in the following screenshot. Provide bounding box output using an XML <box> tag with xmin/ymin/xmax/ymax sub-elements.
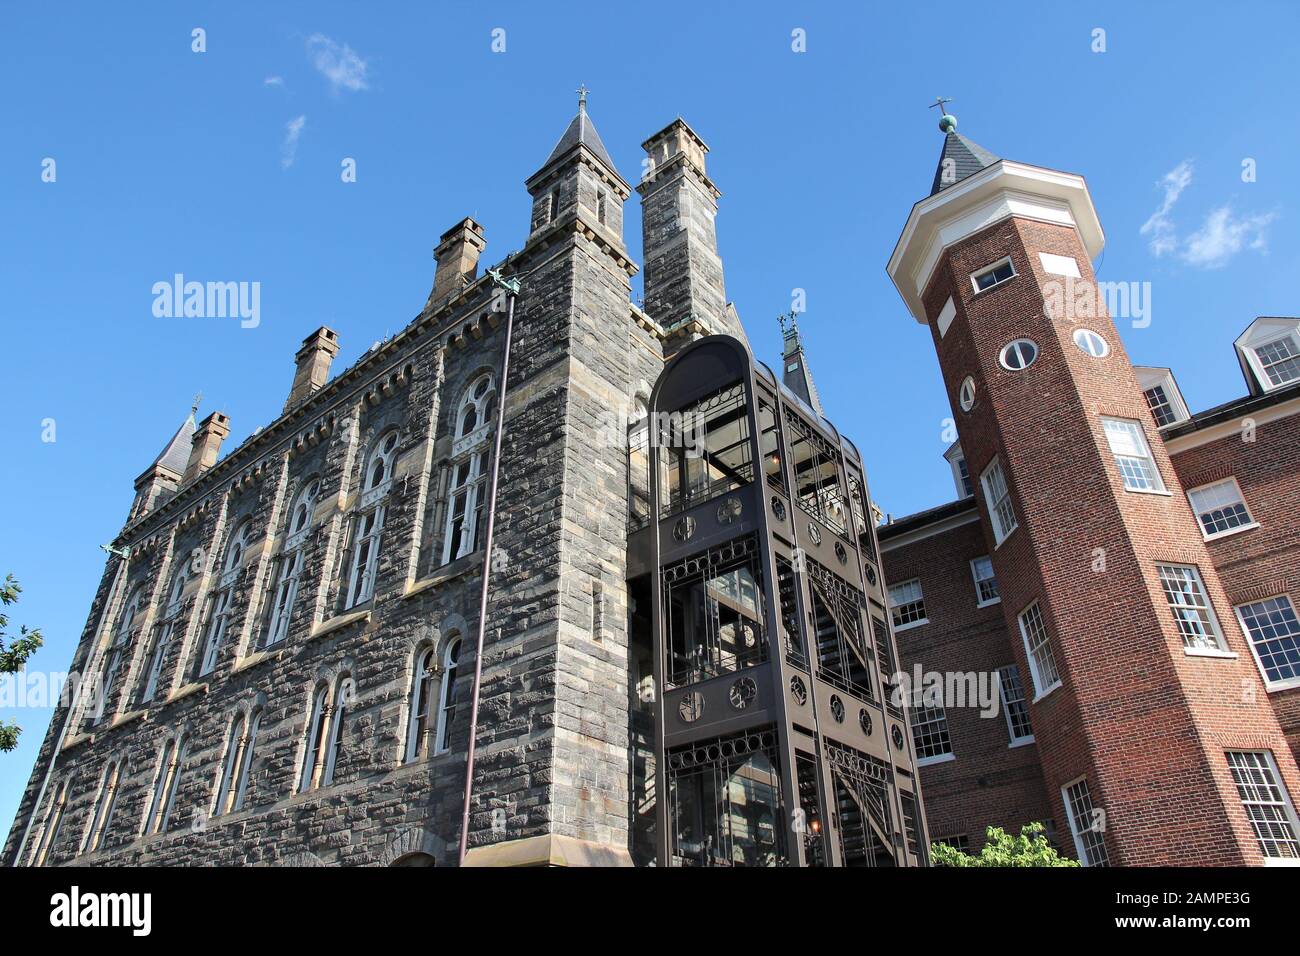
<box><xmin>2</xmin><ymin>1</ymin><xmax>1298</xmax><ymax>831</ymax></box>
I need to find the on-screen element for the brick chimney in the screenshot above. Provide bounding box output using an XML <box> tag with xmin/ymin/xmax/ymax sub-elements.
<box><xmin>284</xmin><ymin>327</ymin><xmax>340</xmax><ymax>412</ymax></box>
<box><xmin>183</xmin><ymin>412</ymin><xmax>231</xmax><ymax>484</ymax></box>
<box><xmin>428</xmin><ymin>218</ymin><xmax>486</xmax><ymax>306</ymax></box>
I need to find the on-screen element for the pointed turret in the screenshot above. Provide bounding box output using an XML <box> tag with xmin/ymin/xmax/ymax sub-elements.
<box><xmin>930</xmin><ymin>113</ymin><xmax>999</xmax><ymax>195</ymax></box>
<box><xmin>780</xmin><ymin>315</ymin><xmax>823</xmax><ymax>415</ymax></box>
<box><xmin>128</xmin><ymin>401</ymin><xmax>199</xmax><ymax>522</ymax></box>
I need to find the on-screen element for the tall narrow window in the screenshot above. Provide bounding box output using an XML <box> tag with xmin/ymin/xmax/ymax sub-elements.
<box><xmin>1156</xmin><ymin>564</ymin><xmax>1226</xmax><ymax>652</ymax></box>
<box><xmin>1018</xmin><ymin>601</ymin><xmax>1061</xmax><ymax>698</ymax></box>
<box><xmin>980</xmin><ymin>458</ymin><xmax>1017</xmax><ymax>545</ymax></box>
<box><xmin>1063</xmin><ymin>777</ymin><xmax>1108</xmax><ymax>866</ymax></box>
<box><xmin>1187</xmin><ymin>478</ymin><xmax>1255</xmax><ymax>538</ymax></box>
<box><xmin>997</xmin><ymin>665</ymin><xmax>1034</xmax><ymax>744</ymax></box>
<box><xmin>782</xmin><ymin>407</ymin><xmax>845</xmax><ymax>533</ymax></box>
<box><xmin>141</xmin><ymin>563</ymin><xmax>192</xmax><ymax>704</ymax></box>
<box><xmin>1225</xmin><ymin>750</ymin><xmax>1300</xmax><ymax>861</ymax></box>
<box><xmin>970</xmin><ymin>556</ymin><xmax>999</xmax><ymax>606</ymax></box>
<box><xmin>199</xmin><ymin>519</ymin><xmax>254</xmax><ymax>676</ymax></box>
<box><xmin>887</xmin><ymin>579</ymin><xmax>927</xmax><ymax>629</ymax></box>
<box><xmin>908</xmin><ymin>701</ymin><xmax>953</xmax><ymax>763</ymax></box>
<box><xmin>758</xmin><ymin>399</ymin><xmax>786</xmax><ymax>494</ymax></box>
<box><xmin>1236</xmin><ymin>596</ymin><xmax>1300</xmax><ymax>688</ymax></box>
<box><xmin>597</xmin><ymin>188</ymin><xmax>608</xmax><ymax>226</ymax></box>
<box><xmin>444</xmin><ymin>376</ymin><xmax>496</xmax><ymax>564</ymax></box>
<box><xmin>145</xmin><ymin>735</ymin><xmax>187</xmax><ymax>835</ymax></box>
<box><xmin>299</xmin><ymin>684</ymin><xmax>330</xmax><ymax>793</ymax></box>
<box><xmin>95</xmin><ymin>584</ymin><xmax>144</xmax><ymax>723</ymax></box>
<box><xmin>213</xmin><ymin>713</ymin><xmax>246</xmax><ymax>817</ymax></box>
<box><xmin>660</xmin><ymin>383</ymin><xmax>755</xmax><ymax>519</ymax></box>
<box><xmin>1101</xmin><ymin>418</ymin><xmax>1164</xmax><ymax>492</ymax></box>
<box><xmin>83</xmin><ymin>759</ymin><xmax>122</xmax><ymax>854</ymax></box>
<box><xmin>31</xmin><ymin>778</ymin><xmax>70</xmax><ymax>867</ymax></box>
<box><xmin>266</xmin><ymin>478</ymin><xmax>320</xmax><ymax>647</ymax></box>
<box><xmin>232</xmin><ymin>709</ymin><xmax>261</xmax><ymax>812</ymax></box>
<box><xmin>347</xmin><ymin>431</ymin><xmax>399</xmax><ymax>606</ymax></box>
<box><xmin>405</xmin><ymin>648</ymin><xmax>437</xmax><ymax>762</ymax></box>
<box><xmin>322</xmin><ymin>676</ymin><xmax>354</xmax><ymax>785</ymax></box>
<box><xmin>435</xmin><ymin>637</ymin><xmax>462</xmax><ymax>754</ymax></box>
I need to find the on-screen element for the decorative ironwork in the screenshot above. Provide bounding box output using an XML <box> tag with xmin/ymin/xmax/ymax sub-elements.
<box><xmin>807</xmin><ymin>522</ymin><xmax>822</xmax><ymax>545</ymax></box>
<box><xmin>826</xmin><ymin>740</ymin><xmax>897</xmax><ymax>867</ymax></box>
<box><xmin>892</xmin><ymin>725</ymin><xmax>905</xmax><ymax>749</ymax></box>
<box><xmin>678</xmin><ymin>692</ymin><xmax>705</xmax><ymax>723</ymax></box>
<box><xmin>859</xmin><ymin>708</ymin><xmax>873</xmax><ymax>736</ymax></box>
<box><xmin>717</xmin><ymin>497</ymin><xmax>742</xmax><ymax>524</ymax></box>
<box><xmin>673</xmin><ymin>516</ymin><xmax>696</xmax><ymax>542</ymax></box>
<box><xmin>834</xmin><ymin>541</ymin><xmax>847</xmax><ymax>564</ymax></box>
<box><xmin>729</xmin><ymin>676</ymin><xmax>757</xmax><ymax>710</ymax></box>
<box><xmin>805</xmin><ymin>558</ymin><xmax>876</xmax><ymax>703</ymax></box>
<box><xmin>771</xmin><ymin>496</ymin><xmax>786</xmax><ymax>521</ymax></box>
<box><xmin>830</xmin><ymin>695</ymin><xmax>845</xmax><ymax>723</ymax></box>
<box><xmin>790</xmin><ymin>676</ymin><xmax>807</xmax><ymax>706</ymax></box>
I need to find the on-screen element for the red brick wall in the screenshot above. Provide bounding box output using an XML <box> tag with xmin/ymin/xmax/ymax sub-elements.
<box><xmin>1169</xmin><ymin>406</ymin><xmax>1300</xmax><ymax>764</ymax></box>
<box><xmin>883</xmin><ymin>516</ymin><xmax>1055</xmax><ymax>849</ymax></box>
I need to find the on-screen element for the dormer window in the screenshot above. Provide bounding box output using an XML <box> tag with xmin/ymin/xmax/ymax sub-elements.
<box><xmin>944</xmin><ymin>443</ymin><xmax>973</xmax><ymax>498</ymax></box>
<box><xmin>1235</xmin><ymin>317</ymin><xmax>1300</xmax><ymax>395</ymax></box>
<box><xmin>971</xmin><ymin>257</ymin><xmax>1016</xmax><ymax>293</ymax></box>
<box><xmin>1134</xmin><ymin>367</ymin><xmax>1190</xmax><ymax>430</ymax></box>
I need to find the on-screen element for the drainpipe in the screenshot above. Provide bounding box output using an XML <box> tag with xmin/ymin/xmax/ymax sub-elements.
<box><xmin>457</xmin><ymin>267</ymin><xmax>520</xmax><ymax>866</ymax></box>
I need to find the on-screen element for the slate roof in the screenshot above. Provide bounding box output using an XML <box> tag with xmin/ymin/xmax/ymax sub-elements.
<box><xmin>542</xmin><ymin>105</ymin><xmax>617</xmax><ymax>174</ymax></box>
<box><xmin>151</xmin><ymin>410</ymin><xmax>197</xmax><ymax>475</ymax></box>
<box><xmin>930</xmin><ymin>131</ymin><xmax>1000</xmax><ymax>196</ymax></box>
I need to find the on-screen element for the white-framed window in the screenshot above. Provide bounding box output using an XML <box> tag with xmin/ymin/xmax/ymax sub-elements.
<box><xmin>1063</xmin><ymin>777</ymin><xmax>1108</xmax><ymax>866</ymax></box>
<box><xmin>443</xmin><ymin>374</ymin><xmax>496</xmax><ymax>565</ymax></box>
<box><xmin>1018</xmin><ymin>601</ymin><xmax>1061</xmax><ymax>698</ymax></box>
<box><xmin>1236</xmin><ymin>320</ymin><xmax>1300</xmax><ymax>395</ymax></box>
<box><xmin>1136</xmin><ymin>367</ymin><xmax>1189</xmax><ymax>428</ymax></box>
<box><xmin>908</xmin><ymin>701</ymin><xmax>953</xmax><ymax>763</ymax></box>
<box><xmin>945</xmin><ymin>443</ymin><xmax>973</xmax><ymax>498</ymax></box>
<box><xmin>1156</xmin><ymin>563</ymin><xmax>1227</xmax><ymax>653</ymax></box>
<box><xmin>198</xmin><ymin>519</ymin><xmax>254</xmax><ymax>676</ymax></box>
<box><xmin>996</xmin><ymin>665</ymin><xmax>1034</xmax><ymax>744</ymax></box>
<box><xmin>213</xmin><ymin>713</ymin><xmax>246</xmax><ymax>817</ymax></box>
<box><xmin>888</xmin><ymin>578</ymin><xmax>927</xmax><ymax>629</ymax></box>
<box><xmin>1101</xmin><ymin>417</ymin><xmax>1165</xmax><ymax>492</ymax></box>
<box><xmin>999</xmin><ymin>339</ymin><xmax>1038</xmax><ymax>371</ymax></box>
<box><xmin>1254</xmin><ymin>335</ymin><xmax>1300</xmax><ymax>389</ymax></box>
<box><xmin>346</xmin><ymin>431</ymin><xmax>399</xmax><ymax>607</ymax></box>
<box><xmin>140</xmin><ymin>564</ymin><xmax>191</xmax><ymax>704</ymax></box>
<box><xmin>405</xmin><ymin>646</ymin><xmax>437</xmax><ymax>763</ymax></box>
<box><xmin>1072</xmin><ymin>328</ymin><xmax>1109</xmax><ymax>358</ymax></box>
<box><xmin>144</xmin><ymin>734</ymin><xmax>188</xmax><ymax>836</ymax></box>
<box><xmin>94</xmin><ymin>584</ymin><xmax>144</xmax><ymax>723</ymax></box>
<box><xmin>265</xmin><ymin>477</ymin><xmax>320</xmax><ymax>647</ymax></box>
<box><xmin>299</xmin><ymin>684</ymin><xmax>330</xmax><ymax>793</ymax></box>
<box><xmin>1144</xmin><ymin>384</ymin><xmax>1178</xmax><ymax>427</ymax></box>
<box><xmin>1187</xmin><ymin>478</ymin><xmax>1256</xmax><ymax>539</ymax></box>
<box><xmin>980</xmin><ymin>458</ymin><xmax>1018</xmax><ymax>545</ymax></box>
<box><xmin>322</xmin><ymin>676</ymin><xmax>354</xmax><ymax>786</ymax></box>
<box><xmin>970</xmin><ymin>556</ymin><xmax>999</xmax><ymax>606</ymax></box>
<box><xmin>434</xmin><ymin>636</ymin><xmax>463</xmax><ymax>754</ymax></box>
<box><xmin>958</xmin><ymin>375</ymin><xmax>976</xmax><ymax>412</ymax></box>
<box><xmin>1225</xmin><ymin>750</ymin><xmax>1300</xmax><ymax>862</ymax></box>
<box><xmin>1236</xmin><ymin>596</ymin><xmax>1300</xmax><ymax>690</ymax></box>
<box><xmin>971</xmin><ymin>256</ymin><xmax>1016</xmax><ymax>293</ymax></box>
<box><xmin>82</xmin><ymin>758</ymin><xmax>122</xmax><ymax>854</ymax></box>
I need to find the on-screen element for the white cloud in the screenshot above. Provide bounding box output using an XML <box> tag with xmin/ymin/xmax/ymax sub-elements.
<box><xmin>281</xmin><ymin>115</ymin><xmax>306</xmax><ymax>169</ymax></box>
<box><xmin>1139</xmin><ymin>160</ymin><xmax>1194</xmax><ymax>257</ymax></box>
<box><xmin>264</xmin><ymin>75</ymin><xmax>285</xmax><ymax>87</ymax></box>
<box><xmin>305</xmin><ymin>34</ymin><xmax>369</xmax><ymax>93</ymax></box>
<box><xmin>1179</xmin><ymin>206</ymin><xmax>1277</xmax><ymax>269</ymax></box>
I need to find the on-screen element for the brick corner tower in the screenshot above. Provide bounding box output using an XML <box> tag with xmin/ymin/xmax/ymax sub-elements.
<box><xmin>886</xmin><ymin>109</ymin><xmax>1300</xmax><ymax>865</ymax></box>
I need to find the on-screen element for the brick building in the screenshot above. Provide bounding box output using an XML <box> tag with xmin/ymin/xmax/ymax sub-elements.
<box><xmin>4</xmin><ymin>99</ymin><xmax>928</xmax><ymax>868</ymax></box>
<box><xmin>880</xmin><ymin>112</ymin><xmax>1300</xmax><ymax>865</ymax></box>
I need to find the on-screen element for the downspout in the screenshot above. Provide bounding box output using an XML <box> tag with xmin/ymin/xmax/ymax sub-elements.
<box><xmin>457</xmin><ymin>268</ymin><xmax>520</xmax><ymax>865</ymax></box>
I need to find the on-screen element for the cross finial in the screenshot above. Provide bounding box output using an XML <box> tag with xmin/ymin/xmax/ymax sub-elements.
<box><xmin>929</xmin><ymin>96</ymin><xmax>953</xmax><ymax>112</ymax></box>
<box><xmin>190</xmin><ymin>391</ymin><xmax>203</xmax><ymax>415</ymax></box>
<box><xmin>777</xmin><ymin>310</ymin><xmax>800</xmax><ymax>337</ymax></box>
<box><xmin>576</xmin><ymin>84</ymin><xmax>589</xmax><ymax>111</ymax></box>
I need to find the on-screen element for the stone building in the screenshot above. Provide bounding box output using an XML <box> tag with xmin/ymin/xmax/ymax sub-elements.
<box><xmin>881</xmin><ymin>114</ymin><xmax>1300</xmax><ymax>865</ymax></box>
<box><xmin>4</xmin><ymin>98</ymin><xmax>927</xmax><ymax>868</ymax></box>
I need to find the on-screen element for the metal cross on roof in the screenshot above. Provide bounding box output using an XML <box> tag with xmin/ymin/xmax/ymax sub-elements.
<box><xmin>576</xmin><ymin>84</ymin><xmax>589</xmax><ymax>109</ymax></box>
<box><xmin>929</xmin><ymin>96</ymin><xmax>952</xmax><ymax>113</ymax></box>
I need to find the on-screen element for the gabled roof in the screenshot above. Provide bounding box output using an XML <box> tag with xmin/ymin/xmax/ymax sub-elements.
<box><xmin>930</xmin><ymin>131</ymin><xmax>1000</xmax><ymax>196</ymax></box>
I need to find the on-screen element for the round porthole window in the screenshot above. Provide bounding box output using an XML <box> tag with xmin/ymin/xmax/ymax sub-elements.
<box><xmin>958</xmin><ymin>375</ymin><xmax>976</xmax><ymax>412</ymax></box>
<box><xmin>999</xmin><ymin>339</ymin><xmax>1038</xmax><ymax>371</ymax></box>
<box><xmin>1073</xmin><ymin>327</ymin><xmax>1109</xmax><ymax>358</ymax></box>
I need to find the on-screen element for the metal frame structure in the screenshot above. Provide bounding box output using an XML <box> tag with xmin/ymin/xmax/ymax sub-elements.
<box><xmin>627</xmin><ymin>335</ymin><xmax>929</xmax><ymax>866</ymax></box>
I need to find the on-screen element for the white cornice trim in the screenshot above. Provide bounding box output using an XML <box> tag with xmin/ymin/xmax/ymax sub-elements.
<box><xmin>879</xmin><ymin>507</ymin><xmax>982</xmax><ymax>552</ymax></box>
<box><xmin>1164</xmin><ymin>394</ymin><xmax>1300</xmax><ymax>455</ymax></box>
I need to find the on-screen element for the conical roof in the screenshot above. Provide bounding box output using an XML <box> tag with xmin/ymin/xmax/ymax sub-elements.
<box><xmin>930</xmin><ymin>131</ymin><xmax>1000</xmax><ymax>195</ymax></box>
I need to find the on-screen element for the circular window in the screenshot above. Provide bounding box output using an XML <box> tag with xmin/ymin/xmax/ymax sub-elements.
<box><xmin>790</xmin><ymin>676</ymin><xmax>808</xmax><ymax>706</ymax></box>
<box><xmin>1073</xmin><ymin>327</ymin><xmax>1109</xmax><ymax>358</ymax></box>
<box><xmin>958</xmin><ymin>375</ymin><xmax>976</xmax><ymax>412</ymax></box>
<box><xmin>859</xmin><ymin>709</ymin><xmax>873</xmax><ymax>736</ymax></box>
<box><xmin>678</xmin><ymin>692</ymin><xmax>704</xmax><ymax>723</ymax></box>
<box><xmin>999</xmin><ymin>339</ymin><xmax>1038</xmax><ymax>371</ymax></box>
<box><xmin>729</xmin><ymin>677</ymin><xmax>757</xmax><ymax>710</ymax></box>
<box><xmin>830</xmin><ymin>695</ymin><xmax>845</xmax><ymax>723</ymax></box>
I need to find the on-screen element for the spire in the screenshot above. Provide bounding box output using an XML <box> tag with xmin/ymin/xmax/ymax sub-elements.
<box><xmin>779</xmin><ymin>313</ymin><xmax>823</xmax><ymax>415</ymax></box>
<box><xmin>929</xmin><ymin>111</ymin><xmax>999</xmax><ymax>196</ymax></box>
<box><xmin>537</xmin><ymin>86</ymin><xmax>619</xmax><ymax>177</ymax></box>
<box><xmin>151</xmin><ymin>399</ymin><xmax>199</xmax><ymax>476</ymax></box>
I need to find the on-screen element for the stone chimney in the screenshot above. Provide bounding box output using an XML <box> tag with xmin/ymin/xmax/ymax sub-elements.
<box><xmin>428</xmin><ymin>218</ymin><xmax>486</xmax><ymax>306</ymax></box>
<box><xmin>285</xmin><ymin>327</ymin><xmax>341</xmax><ymax>412</ymax></box>
<box><xmin>183</xmin><ymin>412</ymin><xmax>231</xmax><ymax>484</ymax></box>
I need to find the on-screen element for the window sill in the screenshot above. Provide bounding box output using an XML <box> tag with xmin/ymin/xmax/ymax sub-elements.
<box><xmin>992</xmin><ymin>528</ymin><xmax>1018</xmax><ymax>551</ymax></box>
<box><xmin>893</xmin><ymin>618</ymin><xmax>929</xmax><ymax>633</ymax></box>
<box><xmin>916</xmin><ymin>752</ymin><xmax>955</xmax><ymax>767</ymax></box>
<box><xmin>1264</xmin><ymin>676</ymin><xmax>1300</xmax><ymax>693</ymax></box>
<box><xmin>1031</xmin><ymin>682</ymin><xmax>1062</xmax><ymax>703</ymax></box>
<box><xmin>165</xmin><ymin>682</ymin><xmax>209</xmax><ymax>706</ymax></box>
<box><xmin>110</xmin><ymin>709</ymin><xmax>147</xmax><ymax>730</ymax></box>
<box><xmin>404</xmin><ymin>551</ymin><xmax>483</xmax><ymax>599</ymax></box>
<box><xmin>1122</xmin><ymin>486</ymin><xmax>1172</xmax><ymax>497</ymax></box>
<box><xmin>976</xmin><ymin>597</ymin><xmax>1002</xmax><ymax>609</ymax></box>
<box><xmin>1009</xmin><ymin>736</ymin><xmax>1036</xmax><ymax>749</ymax></box>
<box><xmin>1202</xmin><ymin>522</ymin><xmax>1260</xmax><ymax>542</ymax></box>
<box><xmin>61</xmin><ymin>732</ymin><xmax>95</xmax><ymax>753</ymax></box>
<box><xmin>1264</xmin><ymin>857</ymin><xmax>1300</xmax><ymax>867</ymax></box>
<box><xmin>310</xmin><ymin>608</ymin><xmax>372</xmax><ymax>641</ymax></box>
<box><xmin>1182</xmin><ymin>647</ymin><xmax>1236</xmax><ymax>660</ymax></box>
<box><xmin>233</xmin><ymin>648</ymin><xmax>283</xmax><ymax>674</ymax></box>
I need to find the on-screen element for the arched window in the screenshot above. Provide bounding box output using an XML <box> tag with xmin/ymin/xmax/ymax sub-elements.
<box><xmin>322</xmin><ymin>676</ymin><xmax>354</xmax><ymax>785</ymax></box>
<box><xmin>265</xmin><ymin>478</ymin><xmax>320</xmax><ymax>647</ymax></box>
<box><xmin>404</xmin><ymin>647</ymin><xmax>437</xmax><ymax>763</ymax></box>
<box><xmin>299</xmin><ymin>683</ymin><xmax>330</xmax><ymax>793</ymax></box>
<box><xmin>213</xmin><ymin>713</ymin><xmax>246</xmax><ymax>817</ymax></box>
<box><xmin>233</xmin><ymin>709</ymin><xmax>261</xmax><ymax>811</ymax></box>
<box><xmin>347</xmin><ymin>433</ymin><xmax>398</xmax><ymax>607</ymax></box>
<box><xmin>145</xmin><ymin>734</ymin><xmax>188</xmax><ymax>835</ymax></box>
<box><xmin>443</xmin><ymin>376</ymin><xmax>496</xmax><ymax>565</ymax></box>
<box><xmin>31</xmin><ymin>778</ymin><xmax>70</xmax><ymax>867</ymax></box>
<box><xmin>199</xmin><ymin>519</ymin><xmax>254</xmax><ymax>675</ymax></box>
<box><xmin>140</xmin><ymin>564</ymin><xmax>190</xmax><ymax>704</ymax></box>
<box><xmin>434</xmin><ymin>638</ymin><xmax>462</xmax><ymax>754</ymax></box>
<box><xmin>83</xmin><ymin>758</ymin><xmax>122</xmax><ymax>854</ymax></box>
<box><xmin>93</xmin><ymin>585</ymin><xmax>144</xmax><ymax>724</ymax></box>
